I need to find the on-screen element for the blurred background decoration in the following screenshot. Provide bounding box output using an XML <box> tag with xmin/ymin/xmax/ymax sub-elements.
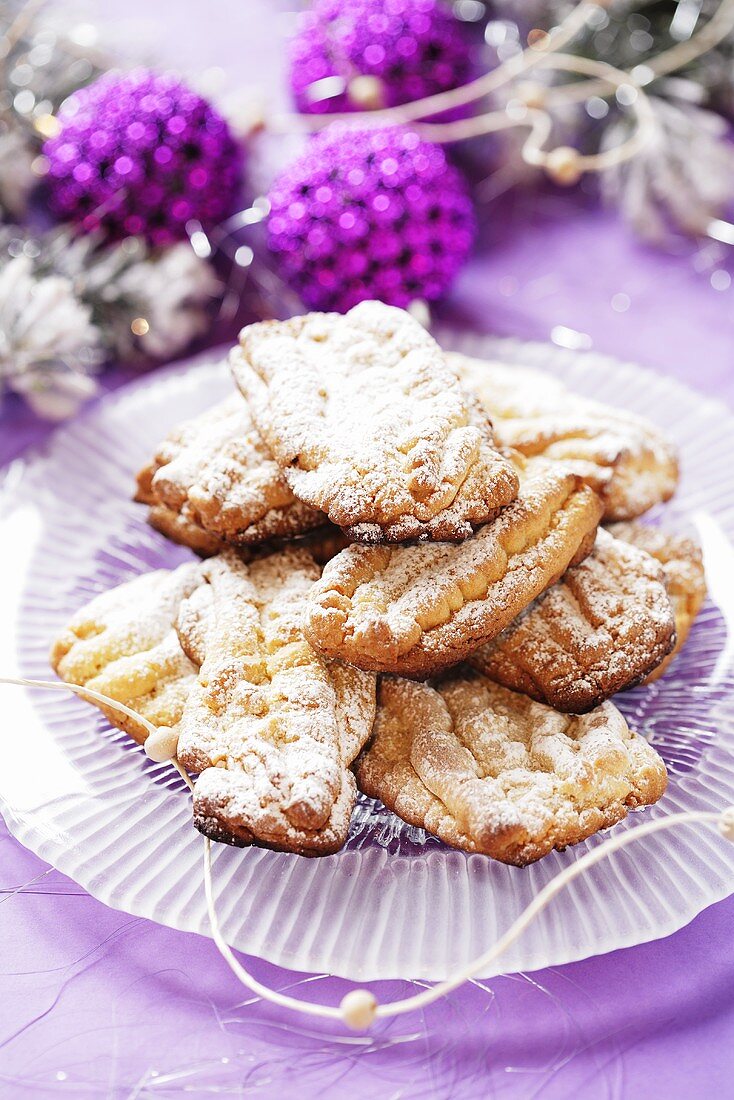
<box><xmin>266</xmin><ymin>123</ymin><xmax>476</xmax><ymax>312</ymax></box>
<box><xmin>1</xmin><ymin>0</ymin><xmax>734</xmax><ymax>419</ymax></box>
<box><xmin>0</xmin><ymin>2</ymin><xmax>242</xmax><ymax>418</ymax></box>
<box><xmin>483</xmin><ymin>0</ymin><xmax>734</xmax><ymax>239</ymax></box>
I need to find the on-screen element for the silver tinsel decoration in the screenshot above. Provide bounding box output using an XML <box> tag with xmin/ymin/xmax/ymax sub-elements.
<box><xmin>0</xmin><ymin>249</ymin><xmax>100</xmax><ymax>419</ymax></box>
<box><xmin>0</xmin><ymin>2</ymin><xmax>228</xmax><ymax>419</ymax></box>
<box><xmin>0</xmin><ymin>1</ymin><xmax>119</xmax><ymax>220</ymax></box>
<box><xmin>480</xmin><ymin>1</ymin><xmax>734</xmax><ymax>238</ymax></box>
<box><xmin>602</xmin><ymin>95</ymin><xmax>734</xmax><ymax>241</ymax></box>
<box><xmin>0</xmin><ymin>228</ymin><xmax>221</xmax><ymax>418</ymax></box>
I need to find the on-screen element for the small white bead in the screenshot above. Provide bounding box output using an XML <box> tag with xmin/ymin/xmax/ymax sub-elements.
<box><xmin>718</xmin><ymin>807</ymin><xmax>734</xmax><ymax>841</ymax></box>
<box><xmin>340</xmin><ymin>989</ymin><xmax>377</xmax><ymax>1030</ymax></box>
<box><xmin>546</xmin><ymin>146</ymin><xmax>583</xmax><ymax>187</ymax></box>
<box><xmin>516</xmin><ymin>82</ymin><xmax>545</xmax><ymax>110</ymax></box>
<box><xmin>144</xmin><ymin>726</ymin><xmax>179</xmax><ymax>763</ymax></box>
<box><xmin>347</xmin><ymin>75</ymin><xmax>386</xmax><ymax>110</ymax></box>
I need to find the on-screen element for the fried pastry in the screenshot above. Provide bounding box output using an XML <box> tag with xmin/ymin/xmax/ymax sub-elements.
<box><xmin>176</xmin><ymin>548</ymin><xmax>377</xmax><ymax>856</ymax></box>
<box><xmin>135</xmin><ymin>392</ymin><xmax>325</xmax><ymax>549</ymax></box>
<box><xmin>608</xmin><ymin>522</ymin><xmax>707</xmax><ymax>681</ymax></box>
<box><xmin>469</xmin><ymin>529</ymin><xmax>676</xmax><ymax>711</ymax></box>
<box><xmin>144</xmin><ymin>499</ymin><xmax>227</xmax><ymax>556</ymax></box>
<box><xmin>231</xmin><ymin>302</ymin><xmax>519</xmax><ymax>542</ymax></box>
<box><xmin>450</xmin><ymin>352</ymin><xmax>678</xmax><ymax>521</ymax></box>
<box><xmin>305</xmin><ymin>460</ymin><xmax>603</xmax><ymax>677</ymax></box>
<box><xmin>143</xmin><ymin>493</ymin><xmax>348</xmax><ymax>565</ymax></box>
<box><xmin>50</xmin><ymin>563</ymin><xmax>204</xmax><ymax>746</ymax></box>
<box><xmin>355</xmin><ymin>672</ymin><xmax>667</xmax><ymax>865</ymax></box>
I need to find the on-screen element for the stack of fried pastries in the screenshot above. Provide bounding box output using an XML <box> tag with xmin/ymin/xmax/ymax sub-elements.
<box><xmin>53</xmin><ymin>302</ymin><xmax>706</xmax><ymax>864</ymax></box>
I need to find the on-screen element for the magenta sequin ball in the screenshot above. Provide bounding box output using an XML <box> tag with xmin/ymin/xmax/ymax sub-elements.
<box><xmin>289</xmin><ymin>0</ymin><xmax>472</xmax><ymax>114</ymax></box>
<box><xmin>267</xmin><ymin>124</ymin><xmax>475</xmax><ymax>312</ymax></box>
<box><xmin>44</xmin><ymin>70</ymin><xmax>243</xmax><ymax>246</ymax></box>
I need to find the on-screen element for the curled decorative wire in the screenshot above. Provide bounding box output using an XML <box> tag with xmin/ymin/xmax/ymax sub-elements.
<box><xmin>2</xmin><ymin>675</ymin><xmax>732</xmax><ymax>1033</ymax></box>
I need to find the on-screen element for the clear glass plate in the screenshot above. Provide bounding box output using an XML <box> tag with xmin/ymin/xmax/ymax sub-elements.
<box><xmin>1</xmin><ymin>333</ymin><xmax>733</xmax><ymax>982</ymax></box>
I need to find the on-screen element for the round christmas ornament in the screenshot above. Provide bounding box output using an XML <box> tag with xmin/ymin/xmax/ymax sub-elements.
<box><xmin>289</xmin><ymin>0</ymin><xmax>473</xmax><ymax>115</ymax></box>
<box><xmin>266</xmin><ymin>124</ymin><xmax>476</xmax><ymax>312</ymax></box>
<box><xmin>44</xmin><ymin>70</ymin><xmax>243</xmax><ymax>247</ymax></box>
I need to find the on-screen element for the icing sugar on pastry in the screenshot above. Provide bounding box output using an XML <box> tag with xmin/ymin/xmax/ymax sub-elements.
<box><xmin>608</xmin><ymin>521</ymin><xmax>707</xmax><ymax>681</ymax></box>
<box><xmin>305</xmin><ymin>459</ymin><xmax>602</xmax><ymax>677</ymax></box>
<box><xmin>50</xmin><ymin>562</ymin><xmax>205</xmax><ymax>747</ymax></box>
<box><xmin>231</xmin><ymin>301</ymin><xmax>519</xmax><ymax>542</ymax></box>
<box><xmin>176</xmin><ymin>548</ymin><xmax>377</xmax><ymax>855</ymax></box>
<box><xmin>470</xmin><ymin>528</ymin><xmax>676</xmax><ymax>711</ymax></box>
<box><xmin>135</xmin><ymin>390</ymin><xmax>325</xmax><ymax>549</ymax></box>
<box><xmin>450</xmin><ymin>351</ymin><xmax>679</xmax><ymax>521</ymax></box>
<box><xmin>355</xmin><ymin>671</ymin><xmax>668</xmax><ymax>866</ymax></box>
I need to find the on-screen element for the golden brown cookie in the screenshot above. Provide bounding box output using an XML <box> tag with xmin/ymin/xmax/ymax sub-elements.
<box><xmin>305</xmin><ymin>460</ymin><xmax>602</xmax><ymax>678</ymax></box>
<box><xmin>145</xmin><ymin>499</ymin><xmax>227</xmax><ymax>556</ymax></box>
<box><xmin>50</xmin><ymin>563</ymin><xmax>204</xmax><ymax>746</ymax></box>
<box><xmin>135</xmin><ymin>392</ymin><xmax>325</xmax><ymax>549</ymax></box>
<box><xmin>176</xmin><ymin>548</ymin><xmax>377</xmax><ymax>856</ymax></box>
<box><xmin>355</xmin><ymin>672</ymin><xmax>667</xmax><ymax>866</ymax></box>
<box><xmin>469</xmin><ymin>529</ymin><xmax>676</xmax><ymax>711</ymax></box>
<box><xmin>450</xmin><ymin>352</ymin><xmax>678</xmax><ymax>521</ymax></box>
<box><xmin>608</xmin><ymin>522</ymin><xmax>707</xmax><ymax>681</ymax></box>
<box><xmin>231</xmin><ymin>302</ymin><xmax>519</xmax><ymax>542</ymax></box>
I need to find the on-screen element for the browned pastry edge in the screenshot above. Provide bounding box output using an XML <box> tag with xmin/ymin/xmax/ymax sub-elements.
<box><xmin>305</xmin><ymin>470</ymin><xmax>603</xmax><ymax>678</ymax></box>
<box><xmin>355</xmin><ymin>673</ymin><xmax>668</xmax><ymax>866</ymax></box>
<box><xmin>608</xmin><ymin>521</ymin><xmax>707</xmax><ymax>682</ymax></box>
<box><xmin>147</xmin><ymin>501</ymin><xmax>226</xmax><ymax>556</ymax></box>
<box><xmin>469</xmin><ymin>529</ymin><xmax>677</xmax><ymax>712</ymax></box>
<box><xmin>192</xmin><ymin>769</ymin><xmax>359</xmax><ymax>857</ymax></box>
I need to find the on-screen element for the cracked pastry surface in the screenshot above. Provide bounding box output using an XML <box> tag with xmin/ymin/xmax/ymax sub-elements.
<box><xmin>231</xmin><ymin>301</ymin><xmax>519</xmax><ymax>542</ymax></box>
<box><xmin>143</xmin><ymin>498</ymin><xmax>227</xmax><ymax>556</ymax></box>
<box><xmin>470</xmin><ymin>529</ymin><xmax>676</xmax><ymax>711</ymax></box>
<box><xmin>176</xmin><ymin>548</ymin><xmax>377</xmax><ymax>856</ymax></box>
<box><xmin>135</xmin><ymin>391</ymin><xmax>325</xmax><ymax>549</ymax></box>
<box><xmin>305</xmin><ymin>460</ymin><xmax>603</xmax><ymax>677</ymax></box>
<box><xmin>450</xmin><ymin>352</ymin><xmax>678</xmax><ymax>521</ymax></box>
<box><xmin>355</xmin><ymin>672</ymin><xmax>668</xmax><ymax>865</ymax></box>
<box><xmin>50</xmin><ymin>562</ymin><xmax>205</xmax><ymax>745</ymax></box>
<box><xmin>608</xmin><ymin>521</ymin><xmax>707</xmax><ymax>682</ymax></box>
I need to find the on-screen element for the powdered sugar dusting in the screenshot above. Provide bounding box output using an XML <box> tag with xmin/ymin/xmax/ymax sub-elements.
<box><xmin>471</xmin><ymin>528</ymin><xmax>676</xmax><ymax>710</ymax></box>
<box><xmin>306</xmin><ymin>460</ymin><xmax>602</xmax><ymax>676</ymax></box>
<box><xmin>50</xmin><ymin>562</ymin><xmax>205</xmax><ymax>744</ymax></box>
<box><xmin>450</xmin><ymin>352</ymin><xmax>679</xmax><ymax>520</ymax></box>
<box><xmin>135</xmin><ymin>388</ymin><xmax>324</xmax><ymax>546</ymax></box>
<box><xmin>355</xmin><ymin>671</ymin><xmax>667</xmax><ymax>865</ymax></box>
<box><xmin>176</xmin><ymin>547</ymin><xmax>377</xmax><ymax>855</ymax></box>
<box><xmin>232</xmin><ymin>302</ymin><xmax>518</xmax><ymax>540</ymax></box>
<box><xmin>608</xmin><ymin>521</ymin><xmax>707</xmax><ymax>681</ymax></box>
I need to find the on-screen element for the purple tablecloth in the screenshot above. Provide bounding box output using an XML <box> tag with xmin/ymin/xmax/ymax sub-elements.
<box><xmin>2</xmin><ymin>3</ymin><xmax>733</xmax><ymax>1096</ymax></box>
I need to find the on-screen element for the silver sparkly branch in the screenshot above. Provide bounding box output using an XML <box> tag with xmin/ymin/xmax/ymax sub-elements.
<box><xmin>46</xmin><ymin>233</ymin><xmax>222</xmax><ymax>361</ymax></box>
<box><xmin>0</xmin><ymin>228</ymin><xmax>222</xmax><ymax>418</ymax></box>
<box><xmin>485</xmin><ymin>0</ymin><xmax>734</xmax><ymax>237</ymax></box>
<box><xmin>602</xmin><ymin>96</ymin><xmax>734</xmax><ymax>240</ymax></box>
<box><xmin>0</xmin><ymin>250</ymin><xmax>102</xmax><ymax>419</ymax></box>
<box><xmin>0</xmin><ymin>0</ymin><xmax>121</xmax><ymax>220</ymax></box>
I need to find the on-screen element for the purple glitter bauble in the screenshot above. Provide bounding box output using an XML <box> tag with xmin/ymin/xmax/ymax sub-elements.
<box><xmin>289</xmin><ymin>0</ymin><xmax>473</xmax><ymax>114</ymax></box>
<box><xmin>44</xmin><ymin>70</ymin><xmax>243</xmax><ymax>246</ymax></box>
<box><xmin>267</xmin><ymin>124</ymin><xmax>476</xmax><ymax>312</ymax></box>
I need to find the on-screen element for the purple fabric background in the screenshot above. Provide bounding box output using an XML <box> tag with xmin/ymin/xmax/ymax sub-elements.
<box><xmin>1</xmin><ymin>3</ymin><xmax>733</xmax><ymax>1095</ymax></box>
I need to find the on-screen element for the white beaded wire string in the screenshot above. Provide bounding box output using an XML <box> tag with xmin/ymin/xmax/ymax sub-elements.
<box><xmin>266</xmin><ymin>0</ymin><xmax>734</xmax><ymax>181</ymax></box>
<box><xmin>3</xmin><ymin>676</ymin><xmax>733</xmax><ymax>1030</ymax></box>
<box><xmin>410</xmin><ymin>51</ymin><xmax>658</xmax><ymax>185</ymax></box>
<box><xmin>272</xmin><ymin>0</ymin><xmax>607</xmax><ymax>130</ymax></box>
